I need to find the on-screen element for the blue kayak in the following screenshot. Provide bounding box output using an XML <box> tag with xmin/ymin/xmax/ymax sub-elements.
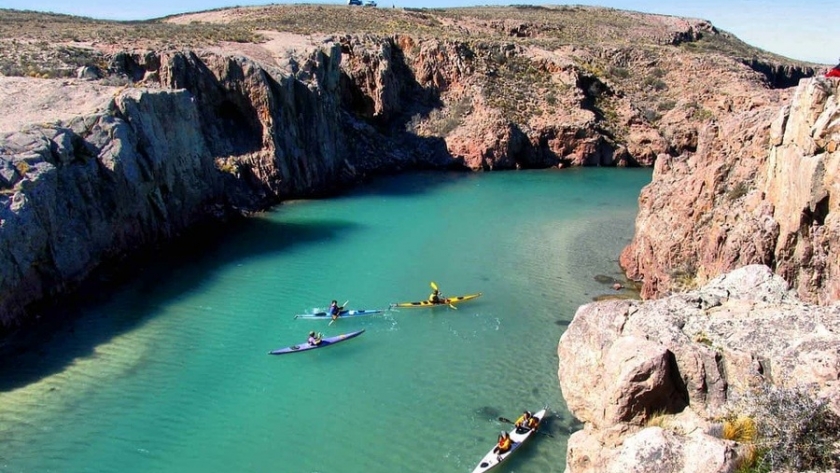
<box><xmin>294</xmin><ymin>309</ymin><xmax>382</xmax><ymax>319</ymax></box>
<box><xmin>268</xmin><ymin>329</ymin><xmax>365</xmax><ymax>355</ymax></box>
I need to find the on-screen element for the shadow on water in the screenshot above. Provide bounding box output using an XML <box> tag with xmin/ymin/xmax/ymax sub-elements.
<box><xmin>475</xmin><ymin>405</ymin><xmax>502</xmax><ymax>420</ymax></box>
<box><xmin>0</xmin><ymin>215</ymin><xmax>361</xmax><ymax>392</ymax></box>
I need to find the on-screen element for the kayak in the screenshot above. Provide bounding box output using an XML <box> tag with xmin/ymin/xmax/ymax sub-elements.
<box><xmin>471</xmin><ymin>408</ymin><xmax>547</xmax><ymax>473</ymax></box>
<box><xmin>390</xmin><ymin>293</ymin><xmax>482</xmax><ymax>308</ymax></box>
<box><xmin>268</xmin><ymin>329</ymin><xmax>365</xmax><ymax>355</ymax></box>
<box><xmin>294</xmin><ymin>309</ymin><xmax>383</xmax><ymax>319</ymax></box>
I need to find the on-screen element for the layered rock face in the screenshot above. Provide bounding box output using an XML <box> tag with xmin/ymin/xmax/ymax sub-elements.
<box><xmin>1</xmin><ymin>17</ymin><xmax>794</xmax><ymax>327</ymax></box>
<box><xmin>620</xmin><ymin>77</ymin><xmax>840</xmax><ymax>304</ymax></box>
<box><xmin>0</xmin><ymin>89</ymin><xmax>222</xmax><ymax>326</ymax></box>
<box><xmin>558</xmin><ymin>265</ymin><xmax>840</xmax><ymax>472</ymax></box>
<box><xmin>0</xmin><ymin>47</ymin><xmax>358</xmax><ymax>325</ymax></box>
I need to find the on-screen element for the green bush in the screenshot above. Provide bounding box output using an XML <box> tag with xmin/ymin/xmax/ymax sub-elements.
<box><xmin>608</xmin><ymin>66</ymin><xmax>630</xmax><ymax>79</ymax></box>
<box><xmin>657</xmin><ymin>99</ymin><xmax>676</xmax><ymax>111</ymax></box>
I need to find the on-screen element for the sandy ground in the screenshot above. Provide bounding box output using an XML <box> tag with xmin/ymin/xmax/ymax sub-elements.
<box><xmin>0</xmin><ymin>76</ymin><xmax>120</xmax><ymax>134</ymax></box>
<box><xmin>206</xmin><ymin>31</ymin><xmax>325</xmax><ymax>68</ymax></box>
<box><xmin>0</xmin><ymin>31</ymin><xmax>320</xmax><ymax>135</ymax></box>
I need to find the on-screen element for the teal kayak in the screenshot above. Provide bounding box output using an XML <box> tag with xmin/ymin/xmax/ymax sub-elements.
<box><xmin>294</xmin><ymin>309</ymin><xmax>382</xmax><ymax>319</ymax></box>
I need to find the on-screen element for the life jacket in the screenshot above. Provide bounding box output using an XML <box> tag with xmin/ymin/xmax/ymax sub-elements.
<box><xmin>497</xmin><ymin>436</ymin><xmax>511</xmax><ymax>451</ymax></box>
<box><xmin>515</xmin><ymin>414</ymin><xmax>528</xmax><ymax>427</ymax></box>
<box><xmin>527</xmin><ymin>417</ymin><xmax>539</xmax><ymax>429</ymax></box>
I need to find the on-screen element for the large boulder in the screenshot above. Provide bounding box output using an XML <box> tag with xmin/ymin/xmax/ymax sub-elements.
<box><xmin>558</xmin><ymin>265</ymin><xmax>840</xmax><ymax>473</ymax></box>
<box><xmin>566</xmin><ymin>427</ymin><xmax>739</xmax><ymax>473</ymax></box>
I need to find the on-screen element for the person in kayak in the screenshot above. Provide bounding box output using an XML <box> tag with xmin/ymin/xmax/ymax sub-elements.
<box><xmin>515</xmin><ymin>410</ymin><xmax>539</xmax><ymax>433</ymax></box>
<box><xmin>493</xmin><ymin>431</ymin><xmax>512</xmax><ymax>459</ymax></box>
<box><xmin>308</xmin><ymin>331</ymin><xmax>322</xmax><ymax>346</ymax></box>
<box><xmin>429</xmin><ymin>289</ymin><xmax>443</xmax><ymax>304</ymax></box>
<box><xmin>328</xmin><ymin>300</ymin><xmax>341</xmax><ymax>320</ymax></box>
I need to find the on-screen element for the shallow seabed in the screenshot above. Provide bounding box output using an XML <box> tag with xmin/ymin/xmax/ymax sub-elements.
<box><xmin>0</xmin><ymin>168</ymin><xmax>651</xmax><ymax>473</ymax></box>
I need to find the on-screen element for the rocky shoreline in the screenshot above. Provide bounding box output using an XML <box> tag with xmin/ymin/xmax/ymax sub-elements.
<box><xmin>574</xmin><ymin>75</ymin><xmax>840</xmax><ymax>472</ymax></box>
<box><xmin>559</xmin><ymin>265</ymin><xmax>840</xmax><ymax>472</ymax></box>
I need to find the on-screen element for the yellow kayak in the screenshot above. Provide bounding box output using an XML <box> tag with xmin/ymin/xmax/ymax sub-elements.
<box><xmin>390</xmin><ymin>293</ymin><xmax>482</xmax><ymax>308</ymax></box>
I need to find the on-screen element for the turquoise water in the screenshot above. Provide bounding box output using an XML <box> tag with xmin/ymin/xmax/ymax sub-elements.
<box><xmin>0</xmin><ymin>168</ymin><xmax>650</xmax><ymax>473</ymax></box>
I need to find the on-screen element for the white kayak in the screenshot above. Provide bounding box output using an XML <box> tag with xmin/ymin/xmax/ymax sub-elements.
<box><xmin>471</xmin><ymin>408</ymin><xmax>547</xmax><ymax>473</ymax></box>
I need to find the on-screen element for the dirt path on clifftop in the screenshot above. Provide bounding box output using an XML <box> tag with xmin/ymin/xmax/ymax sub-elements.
<box><xmin>0</xmin><ymin>76</ymin><xmax>120</xmax><ymax>134</ymax></box>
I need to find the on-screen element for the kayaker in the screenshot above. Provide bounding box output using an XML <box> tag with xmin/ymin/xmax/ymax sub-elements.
<box><xmin>515</xmin><ymin>410</ymin><xmax>538</xmax><ymax>432</ymax></box>
<box><xmin>328</xmin><ymin>300</ymin><xmax>341</xmax><ymax>320</ymax></box>
<box><xmin>429</xmin><ymin>289</ymin><xmax>443</xmax><ymax>304</ymax></box>
<box><xmin>493</xmin><ymin>431</ymin><xmax>512</xmax><ymax>458</ymax></box>
<box><xmin>307</xmin><ymin>331</ymin><xmax>322</xmax><ymax>346</ymax></box>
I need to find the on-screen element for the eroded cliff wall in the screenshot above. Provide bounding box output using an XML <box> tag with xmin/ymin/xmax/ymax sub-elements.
<box><xmin>620</xmin><ymin>77</ymin><xmax>840</xmax><ymax>304</ymax></box>
<box><xmin>0</xmin><ymin>46</ymin><xmax>360</xmax><ymax>325</ymax></box>
<box><xmin>0</xmin><ymin>89</ymin><xmax>222</xmax><ymax>326</ymax></box>
<box><xmin>0</xmin><ymin>26</ymin><xmax>800</xmax><ymax>326</ymax></box>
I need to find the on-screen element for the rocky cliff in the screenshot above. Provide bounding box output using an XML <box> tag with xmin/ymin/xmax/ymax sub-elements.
<box><xmin>620</xmin><ymin>77</ymin><xmax>840</xmax><ymax>304</ymax></box>
<box><xmin>558</xmin><ymin>265</ymin><xmax>840</xmax><ymax>472</ymax></box>
<box><xmin>1</xmin><ymin>5</ymin><xmax>814</xmax><ymax>327</ymax></box>
<box><xmin>566</xmin><ymin>75</ymin><xmax>840</xmax><ymax>472</ymax></box>
<box><xmin>0</xmin><ymin>42</ymin><xmax>386</xmax><ymax>325</ymax></box>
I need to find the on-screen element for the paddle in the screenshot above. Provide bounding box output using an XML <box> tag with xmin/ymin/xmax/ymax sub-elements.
<box><xmin>430</xmin><ymin>281</ymin><xmax>457</xmax><ymax>310</ymax></box>
<box><xmin>329</xmin><ymin>299</ymin><xmax>350</xmax><ymax>326</ymax></box>
<box><xmin>498</xmin><ymin>417</ymin><xmax>554</xmax><ymax>438</ymax></box>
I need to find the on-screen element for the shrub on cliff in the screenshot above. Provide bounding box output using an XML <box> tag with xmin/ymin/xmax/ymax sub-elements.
<box><xmin>725</xmin><ymin>384</ymin><xmax>840</xmax><ymax>472</ymax></box>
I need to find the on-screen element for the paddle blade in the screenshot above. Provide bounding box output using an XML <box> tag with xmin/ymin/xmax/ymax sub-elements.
<box><xmin>498</xmin><ymin>417</ymin><xmax>513</xmax><ymax>424</ymax></box>
<box><xmin>430</xmin><ymin>281</ymin><xmax>438</xmax><ymax>291</ymax></box>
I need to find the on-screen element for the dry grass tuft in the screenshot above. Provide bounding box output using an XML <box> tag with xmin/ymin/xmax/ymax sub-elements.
<box><xmin>644</xmin><ymin>409</ymin><xmax>671</xmax><ymax>428</ymax></box>
<box><xmin>722</xmin><ymin>416</ymin><xmax>757</xmax><ymax>443</ymax></box>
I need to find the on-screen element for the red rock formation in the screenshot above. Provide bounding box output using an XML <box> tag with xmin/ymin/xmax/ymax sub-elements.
<box><xmin>621</xmin><ymin>78</ymin><xmax>840</xmax><ymax>304</ymax></box>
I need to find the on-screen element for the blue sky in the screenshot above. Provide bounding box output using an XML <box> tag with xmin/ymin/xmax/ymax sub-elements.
<box><xmin>4</xmin><ymin>0</ymin><xmax>839</xmax><ymax>65</ymax></box>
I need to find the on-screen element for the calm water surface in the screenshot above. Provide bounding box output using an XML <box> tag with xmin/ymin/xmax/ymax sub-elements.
<box><xmin>0</xmin><ymin>169</ymin><xmax>651</xmax><ymax>473</ymax></box>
